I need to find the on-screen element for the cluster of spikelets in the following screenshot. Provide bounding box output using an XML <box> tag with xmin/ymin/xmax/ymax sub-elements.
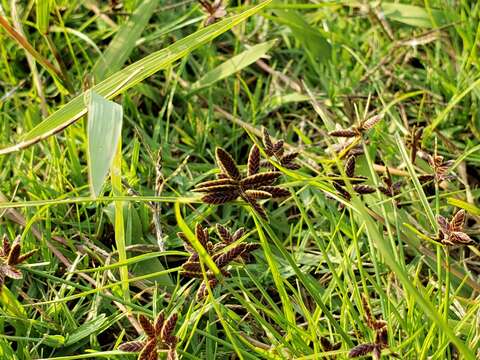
<box><xmin>193</xmin><ymin>128</ymin><xmax>296</xmax><ymax>219</ymax></box>
<box><xmin>178</xmin><ymin>223</ymin><xmax>259</xmax><ymax>300</ymax></box>
<box><xmin>120</xmin><ymin>312</ymin><xmax>179</xmax><ymax>360</ymax></box>
<box><xmin>0</xmin><ymin>235</ymin><xmax>37</xmax><ymax>291</ymax></box>
<box><xmin>348</xmin><ymin>295</ymin><xmax>391</xmax><ymax>360</ymax></box>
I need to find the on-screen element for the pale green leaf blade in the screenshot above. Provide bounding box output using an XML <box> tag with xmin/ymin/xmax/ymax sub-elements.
<box><xmin>87</xmin><ymin>92</ymin><xmax>123</xmax><ymax>197</ymax></box>
<box><xmin>192</xmin><ymin>40</ymin><xmax>277</xmax><ymax>90</ymax></box>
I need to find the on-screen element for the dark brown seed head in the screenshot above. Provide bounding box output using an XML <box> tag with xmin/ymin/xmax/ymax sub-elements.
<box><xmin>214</xmin><ymin>244</ymin><xmax>247</xmax><ymax>268</ymax></box>
<box><xmin>6</xmin><ymin>237</ymin><xmax>21</xmax><ymax>266</ymax></box>
<box><xmin>231</xmin><ymin>227</ymin><xmax>245</xmax><ymax>242</ymax></box>
<box><xmin>215</xmin><ymin>147</ymin><xmax>241</xmax><ymax>180</ymax></box>
<box><xmin>195</xmin><ymin>224</ymin><xmax>208</xmax><ymax>248</ymax></box>
<box><xmin>353</xmin><ymin>185</ymin><xmax>376</xmax><ymax>194</ymax></box>
<box><xmin>118</xmin><ymin>341</ymin><xmax>145</xmax><ymax>352</ymax></box>
<box><xmin>138</xmin><ymin>315</ymin><xmax>155</xmax><ymax>338</ymax></box>
<box><xmin>201</xmin><ymin>191</ymin><xmax>239</xmax><ymax>204</ymax></box>
<box><xmin>243</xmin><ymin>196</ymin><xmax>268</xmax><ymax>219</ymax></box>
<box><xmin>139</xmin><ymin>338</ymin><xmax>157</xmax><ymax>360</ymax></box>
<box><xmin>345</xmin><ymin>156</ymin><xmax>356</xmax><ymax>178</ymax></box>
<box><xmin>154</xmin><ymin>311</ymin><xmax>165</xmax><ymax>335</ymax></box>
<box><xmin>161</xmin><ymin>313</ymin><xmax>178</xmax><ymax>344</ymax></box>
<box><xmin>349</xmin><ymin>343</ymin><xmax>377</xmax><ymax>358</ymax></box>
<box><xmin>247</xmin><ymin>145</ymin><xmax>260</xmax><ymax>176</ymax></box>
<box><xmin>262</xmin><ymin>128</ymin><xmax>274</xmax><ymax>156</ymax></box>
<box><xmin>280</xmin><ymin>152</ymin><xmax>299</xmax><ymax>165</ymax></box>
<box><xmin>328</xmin><ymin>129</ymin><xmax>358</xmax><ymax>138</ymax></box>
<box><xmin>1</xmin><ymin>235</ymin><xmax>10</xmax><ymax>258</ymax></box>
<box><xmin>361</xmin><ymin>114</ymin><xmax>383</xmax><ymax>130</ymax></box>
<box><xmin>244</xmin><ymin>189</ymin><xmax>272</xmax><ymax>199</ymax></box>
<box><xmin>216</xmin><ymin>224</ymin><xmax>232</xmax><ymax>244</ymax></box>
<box><xmin>450</xmin><ymin>210</ymin><xmax>465</xmax><ymax>232</ymax></box>
<box><xmin>192</xmin><ymin>184</ymin><xmax>239</xmax><ymax>193</ymax></box>
<box><xmin>259</xmin><ymin>186</ymin><xmax>291</xmax><ymax>198</ymax></box>
<box><xmin>182</xmin><ymin>261</ymin><xmax>202</xmax><ymax>273</ymax></box>
<box><xmin>273</xmin><ymin>140</ymin><xmax>284</xmax><ymax>156</ymax></box>
<box><xmin>240</xmin><ymin>172</ymin><xmax>281</xmax><ymax>188</ymax></box>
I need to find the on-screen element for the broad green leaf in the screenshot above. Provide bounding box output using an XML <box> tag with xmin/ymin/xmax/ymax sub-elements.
<box><xmin>0</xmin><ymin>0</ymin><xmax>272</xmax><ymax>155</ymax></box>
<box><xmin>92</xmin><ymin>0</ymin><xmax>159</xmax><ymax>81</ymax></box>
<box><xmin>273</xmin><ymin>10</ymin><xmax>331</xmax><ymax>63</ymax></box>
<box><xmin>64</xmin><ymin>314</ymin><xmax>107</xmax><ymax>346</ymax></box>
<box><xmin>380</xmin><ymin>3</ymin><xmax>453</xmax><ymax>28</ymax></box>
<box><xmin>191</xmin><ymin>40</ymin><xmax>277</xmax><ymax>90</ymax></box>
<box><xmin>87</xmin><ymin>92</ymin><xmax>123</xmax><ymax>197</ymax></box>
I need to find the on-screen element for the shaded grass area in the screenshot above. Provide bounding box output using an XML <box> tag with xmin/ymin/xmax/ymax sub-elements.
<box><xmin>0</xmin><ymin>1</ymin><xmax>479</xmax><ymax>359</ymax></box>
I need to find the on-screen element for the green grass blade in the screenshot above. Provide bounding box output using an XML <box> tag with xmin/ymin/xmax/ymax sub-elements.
<box><xmin>92</xmin><ymin>0</ymin><xmax>159</xmax><ymax>81</ymax></box>
<box><xmin>191</xmin><ymin>40</ymin><xmax>277</xmax><ymax>90</ymax></box>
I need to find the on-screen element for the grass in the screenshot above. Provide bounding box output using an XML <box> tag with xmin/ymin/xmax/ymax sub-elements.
<box><xmin>0</xmin><ymin>0</ymin><xmax>479</xmax><ymax>359</ymax></box>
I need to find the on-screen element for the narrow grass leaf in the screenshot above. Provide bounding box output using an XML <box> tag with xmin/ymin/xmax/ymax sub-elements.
<box><xmin>191</xmin><ymin>40</ymin><xmax>277</xmax><ymax>90</ymax></box>
<box><xmin>92</xmin><ymin>0</ymin><xmax>159</xmax><ymax>81</ymax></box>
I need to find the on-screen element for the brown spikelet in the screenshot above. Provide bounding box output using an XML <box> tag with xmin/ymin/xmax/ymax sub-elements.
<box><xmin>15</xmin><ymin>249</ymin><xmax>38</xmax><ymax>265</ymax></box>
<box><xmin>7</xmin><ymin>239</ymin><xmax>21</xmax><ymax>266</ymax></box>
<box><xmin>328</xmin><ymin>129</ymin><xmax>357</xmax><ymax>138</ymax></box>
<box><xmin>214</xmin><ymin>244</ymin><xmax>246</xmax><ymax>268</ymax></box>
<box><xmin>345</xmin><ymin>155</ymin><xmax>356</xmax><ymax>178</ymax></box>
<box><xmin>259</xmin><ymin>186</ymin><xmax>290</xmax><ymax>198</ymax></box>
<box><xmin>450</xmin><ymin>210</ymin><xmax>465</xmax><ymax>232</ymax></box>
<box><xmin>201</xmin><ymin>191</ymin><xmax>239</xmax><ymax>204</ymax></box>
<box><xmin>361</xmin><ymin>114</ymin><xmax>383</xmax><ymax>130</ymax></box>
<box><xmin>320</xmin><ymin>337</ymin><xmax>342</xmax><ymax>351</ymax></box>
<box><xmin>119</xmin><ymin>341</ymin><xmax>145</xmax><ymax>352</ymax></box>
<box><xmin>272</xmin><ymin>139</ymin><xmax>284</xmax><ymax>156</ymax></box>
<box><xmin>161</xmin><ymin>313</ymin><xmax>178</xmax><ymax>345</ymax></box>
<box><xmin>195</xmin><ymin>178</ymin><xmax>237</xmax><ymax>189</ymax></box>
<box><xmin>1</xmin><ymin>235</ymin><xmax>10</xmax><ymax>257</ymax></box>
<box><xmin>348</xmin><ymin>343</ymin><xmax>377</xmax><ymax>358</ymax></box>
<box><xmin>139</xmin><ymin>338</ymin><xmax>157</xmax><ymax>360</ymax></box>
<box><xmin>241</xmin><ymin>172</ymin><xmax>281</xmax><ymax>188</ymax></box>
<box><xmin>418</xmin><ymin>174</ymin><xmax>435</xmax><ymax>183</ymax></box>
<box><xmin>244</xmin><ymin>189</ymin><xmax>272</xmax><ymax>199</ymax></box>
<box><xmin>449</xmin><ymin>232</ymin><xmax>474</xmax><ymax>245</ymax></box>
<box><xmin>2</xmin><ymin>266</ymin><xmax>22</xmax><ymax>279</ymax></box>
<box><xmin>280</xmin><ymin>152</ymin><xmax>299</xmax><ymax>165</ymax></box>
<box><xmin>192</xmin><ymin>184</ymin><xmax>239</xmax><ymax>193</ymax></box>
<box><xmin>195</xmin><ymin>223</ymin><xmax>207</xmax><ymax>248</ymax></box>
<box><xmin>154</xmin><ymin>311</ymin><xmax>165</xmax><ymax>335</ymax></box>
<box><xmin>262</xmin><ymin>127</ymin><xmax>274</xmax><ymax>155</ymax></box>
<box><xmin>243</xmin><ymin>196</ymin><xmax>268</xmax><ymax>219</ymax></box>
<box><xmin>231</xmin><ymin>227</ymin><xmax>245</xmax><ymax>242</ymax></box>
<box><xmin>181</xmin><ymin>270</ymin><xmax>204</xmax><ymax>279</ymax></box>
<box><xmin>138</xmin><ymin>315</ymin><xmax>155</xmax><ymax>338</ymax></box>
<box><xmin>243</xmin><ymin>243</ymin><xmax>260</xmax><ymax>252</ymax></box>
<box><xmin>333</xmin><ymin>182</ymin><xmax>351</xmax><ymax>200</ymax></box>
<box><xmin>215</xmin><ymin>147</ymin><xmax>241</xmax><ymax>180</ymax></box>
<box><xmin>182</xmin><ymin>261</ymin><xmax>202</xmax><ymax>273</ymax></box>
<box><xmin>353</xmin><ymin>185</ymin><xmax>376</xmax><ymax>194</ymax></box>
<box><xmin>248</xmin><ymin>145</ymin><xmax>260</xmax><ymax>176</ymax></box>
<box><xmin>216</xmin><ymin>224</ymin><xmax>232</xmax><ymax>243</ymax></box>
